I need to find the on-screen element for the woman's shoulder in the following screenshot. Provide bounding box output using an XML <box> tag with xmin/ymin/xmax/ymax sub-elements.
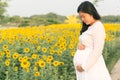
<box><xmin>87</xmin><ymin>20</ymin><xmax>105</xmax><ymax>35</ymax></box>
<box><xmin>89</xmin><ymin>20</ymin><xmax>104</xmax><ymax>30</ymax></box>
<box><xmin>93</xmin><ymin>20</ymin><xmax>103</xmax><ymax>26</ymax></box>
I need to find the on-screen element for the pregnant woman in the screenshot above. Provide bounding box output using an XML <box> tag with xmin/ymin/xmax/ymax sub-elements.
<box><xmin>73</xmin><ymin>1</ymin><xmax>111</xmax><ymax>80</ymax></box>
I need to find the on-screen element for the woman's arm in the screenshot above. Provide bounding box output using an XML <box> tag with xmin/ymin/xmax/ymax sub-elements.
<box><xmin>82</xmin><ymin>23</ymin><xmax>106</xmax><ymax>71</ymax></box>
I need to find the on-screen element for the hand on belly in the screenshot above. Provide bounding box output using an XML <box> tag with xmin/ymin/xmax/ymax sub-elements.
<box><xmin>78</xmin><ymin>43</ymin><xmax>85</xmax><ymax>50</ymax></box>
<box><xmin>76</xmin><ymin>64</ymin><xmax>84</xmax><ymax>72</ymax></box>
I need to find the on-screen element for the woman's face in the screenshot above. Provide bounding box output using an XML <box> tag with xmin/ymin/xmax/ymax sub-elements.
<box><xmin>79</xmin><ymin>11</ymin><xmax>94</xmax><ymax>25</ymax></box>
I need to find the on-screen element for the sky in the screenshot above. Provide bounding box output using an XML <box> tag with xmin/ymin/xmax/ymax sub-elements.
<box><xmin>5</xmin><ymin>0</ymin><xmax>120</xmax><ymax>17</ymax></box>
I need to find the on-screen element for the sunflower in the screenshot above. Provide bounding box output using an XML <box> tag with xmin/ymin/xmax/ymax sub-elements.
<box><xmin>3</xmin><ymin>44</ymin><xmax>8</xmax><ymax>50</ymax></box>
<box><xmin>5</xmin><ymin>59</ymin><xmax>10</xmax><ymax>66</ymax></box>
<box><xmin>24</xmin><ymin>48</ymin><xmax>30</xmax><ymax>53</ymax></box>
<box><xmin>24</xmin><ymin>68</ymin><xmax>30</xmax><ymax>72</ymax></box>
<box><xmin>14</xmin><ymin>66</ymin><xmax>18</xmax><ymax>71</ymax></box>
<box><xmin>34</xmin><ymin>71</ymin><xmax>40</xmax><ymax>77</ymax></box>
<box><xmin>56</xmin><ymin>51</ymin><xmax>62</xmax><ymax>55</ymax></box>
<box><xmin>36</xmin><ymin>46</ymin><xmax>41</xmax><ymax>51</ymax></box>
<box><xmin>32</xmin><ymin>54</ymin><xmax>37</xmax><ymax>59</ymax></box>
<box><xmin>5</xmin><ymin>49</ymin><xmax>10</xmax><ymax>54</ymax></box>
<box><xmin>68</xmin><ymin>44</ymin><xmax>74</xmax><ymax>49</ymax></box>
<box><xmin>46</xmin><ymin>58</ymin><xmax>52</xmax><ymax>64</ymax></box>
<box><xmin>56</xmin><ymin>43</ymin><xmax>60</xmax><ymax>47</ymax></box>
<box><xmin>23</xmin><ymin>56</ymin><xmax>29</xmax><ymax>61</ymax></box>
<box><xmin>42</xmin><ymin>55</ymin><xmax>47</xmax><ymax>60</ymax></box>
<box><xmin>34</xmin><ymin>66</ymin><xmax>38</xmax><ymax>71</ymax></box>
<box><xmin>18</xmin><ymin>57</ymin><xmax>23</xmax><ymax>62</ymax></box>
<box><xmin>59</xmin><ymin>62</ymin><xmax>64</xmax><ymax>66</ymax></box>
<box><xmin>47</xmin><ymin>38</ymin><xmax>51</xmax><ymax>42</ymax></box>
<box><xmin>6</xmin><ymin>52</ymin><xmax>11</xmax><ymax>58</ymax></box>
<box><xmin>50</xmin><ymin>50</ymin><xmax>54</xmax><ymax>55</ymax></box>
<box><xmin>39</xmin><ymin>60</ymin><xmax>45</xmax><ymax>68</ymax></box>
<box><xmin>42</xmin><ymin>35</ymin><xmax>46</xmax><ymax>39</ymax></box>
<box><xmin>35</xmin><ymin>62</ymin><xmax>39</xmax><ymax>66</ymax></box>
<box><xmin>53</xmin><ymin>61</ymin><xmax>59</xmax><ymax>67</ymax></box>
<box><xmin>21</xmin><ymin>61</ymin><xmax>30</xmax><ymax>69</ymax></box>
<box><xmin>12</xmin><ymin>52</ymin><xmax>19</xmax><ymax>59</ymax></box>
<box><xmin>42</xmin><ymin>47</ymin><xmax>47</xmax><ymax>53</ymax></box>
<box><xmin>71</xmin><ymin>51</ymin><xmax>75</xmax><ymax>57</ymax></box>
<box><xmin>0</xmin><ymin>51</ymin><xmax>5</xmax><ymax>57</ymax></box>
<box><xmin>48</xmin><ymin>56</ymin><xmax>53</xmax><ymax>60</ymax></box>
<box><xmin>60</xmin><ymin>45</ymin><xmax>64</xmax><ymax>49</ymax></box>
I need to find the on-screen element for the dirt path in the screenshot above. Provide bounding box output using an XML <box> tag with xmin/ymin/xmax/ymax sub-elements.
<box><xmin>111</xmin><ymin>59</ymin><xmax>120</xmax><ymax>80</ymax></box>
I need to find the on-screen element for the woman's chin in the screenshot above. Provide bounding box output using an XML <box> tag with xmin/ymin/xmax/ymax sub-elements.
<box><xmin>85</xmin><ymin>23</ymin><xmax>90</xmax><ymax>25</ymax></box>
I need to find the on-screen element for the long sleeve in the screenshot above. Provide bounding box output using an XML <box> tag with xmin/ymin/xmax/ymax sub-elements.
<box><xmin>82</xmin><ymin>22</ymin><xmax>106</xmax><ymax>71</ymax></box>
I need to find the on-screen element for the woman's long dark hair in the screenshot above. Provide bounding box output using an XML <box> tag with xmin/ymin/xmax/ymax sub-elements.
<box><xmin>77</xmin><ymin>1</ymin><xmax>101</xmax><ymax>35</ymax></box>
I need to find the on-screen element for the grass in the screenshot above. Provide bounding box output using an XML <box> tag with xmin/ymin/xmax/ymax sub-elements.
<box><xmin>104</xmin><ymin>37</ymin><xmax>120</xmax><ymax>73</ymax></box>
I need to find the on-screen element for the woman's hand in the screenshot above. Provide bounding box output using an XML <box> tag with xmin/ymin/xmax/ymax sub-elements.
<box><xmin>78</xmin><ymin>43</ymin><xmax>85</xmax><ymax>50</ymax></box>
<box><xmin>76</xmin><ymin>64</ymin><xmax>84</xmax><ymax>72</ymax></box>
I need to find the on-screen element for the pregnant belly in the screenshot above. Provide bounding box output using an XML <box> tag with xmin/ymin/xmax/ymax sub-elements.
<box><xmin>73</xmin><ymin>48</ymin><xmax>92</xmax><ymax>66</ymax></box>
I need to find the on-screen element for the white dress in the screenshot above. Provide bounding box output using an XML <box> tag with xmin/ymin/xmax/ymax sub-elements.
<box><xmin>73</xmin><ymin>21</ymin><xmax>111</xmax><ymax>80</ymax></box>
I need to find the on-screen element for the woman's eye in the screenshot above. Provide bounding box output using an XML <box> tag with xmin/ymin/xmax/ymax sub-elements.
<box><xmin>81</xmin><ymin>16</ymin><xmax>85</xmax><ymax>18</ymax></box>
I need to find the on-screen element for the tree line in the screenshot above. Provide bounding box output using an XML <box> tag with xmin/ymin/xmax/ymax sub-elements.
<box><xmin>1</xmin><ymin>12</ymin><xmax>66</xmax><ymax>27</ymax></box>
<box><xmin>1</xmin><ymin>13</ymin><xmax>120</xmax><ymax>27</ymax></box>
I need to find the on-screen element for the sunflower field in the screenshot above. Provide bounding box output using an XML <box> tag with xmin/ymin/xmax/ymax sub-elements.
<box><xmin>0</xmin><ymin>23</ymin><xmax>120</xmax><ymax>80</ymax></box>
